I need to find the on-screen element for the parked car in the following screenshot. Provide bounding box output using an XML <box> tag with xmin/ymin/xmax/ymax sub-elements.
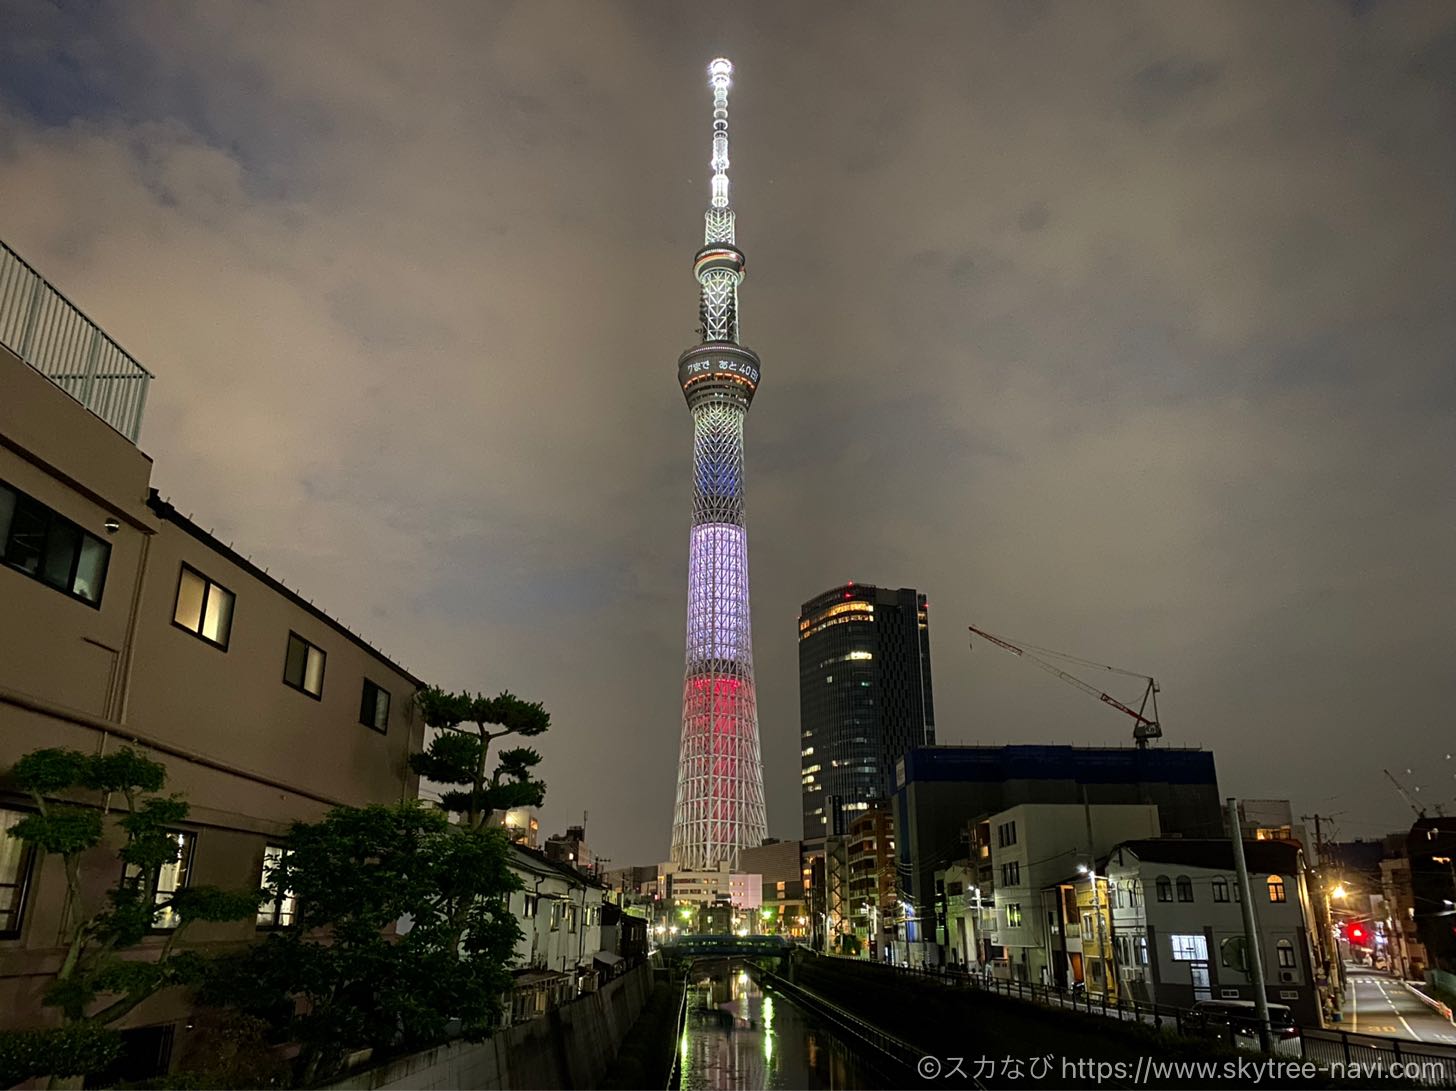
<box><xmin>1186</xmin><ymin>1000</ymin><xmax>1300</xmax><ymax>1041</ymax></box>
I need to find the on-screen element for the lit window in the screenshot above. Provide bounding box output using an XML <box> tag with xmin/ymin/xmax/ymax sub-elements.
<box><xmin>359</xmin><ymin>679</ymin><xmax>391</xmax><ymax>732</ymax></box>
<box><xmin>1267</xmin><ymin>875</ymin><xmax>1286</xmax><ymax>903</ymax></box>
<box><xmin>1006</xmin><ymin>903</ymin><xmax>1023</xmax><ymax>927</ymax></box>
<box><xmin>1</xmin><ymin>809</ymin><xmax>36</xmax><ymax>936</ymax></box>
<box><xmin>1169</xmin><ymin>933</ymin><xmax>1208</xmax><ymax>961</ymax></box>
<box><xmin>1276</xmin><ymin>939</ymin><xmax>1296</xmax><ymax>968</ymax></box>
<box><xmin>172</xmin><ymin>564</ymin><xmax>235</xmax><ymax>649</ymax></box>
<box><xmin>257</xmin><ymin>845</ymin><xmax>298</xmax><ymax>928</ymax></box>
<box><xmin>283</xmin><ymin>632</ymin><xmax>326</xmax><ymax>698</ymax></box>
<box><xmin>123</xmin><ymin>831</ymin><xmax>195</xmax><ymax>930</ymax></box>
<box><xmin>0</xmin><ymin>480</ymin><xmax>111</xmax><ymax>606</ymax></box>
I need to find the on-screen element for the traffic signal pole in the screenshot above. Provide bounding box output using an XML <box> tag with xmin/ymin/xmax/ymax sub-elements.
<box><xmin>1229</xmin><ymin>797</ymin><xmax>1273</xmax><ymax>1052</ymax></box>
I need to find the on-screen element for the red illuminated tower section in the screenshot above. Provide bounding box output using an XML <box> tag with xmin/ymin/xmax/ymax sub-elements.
<box><xmin>669</xmin><ymin>58</ymin><xmax>768</xmax><ymax>870</ymax></box>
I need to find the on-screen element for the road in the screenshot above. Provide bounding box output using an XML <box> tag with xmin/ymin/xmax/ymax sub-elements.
<box><xmin>1342</xmin><ymin>966</ymin><xmax>1456</xmax><ymax>1047</ymax></box>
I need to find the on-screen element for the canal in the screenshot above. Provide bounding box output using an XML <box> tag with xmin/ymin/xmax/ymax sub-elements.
<box><xmin>676</xmin><ymin>963</ymin><xmax>888</xmax><ymax>1089</ymax></box>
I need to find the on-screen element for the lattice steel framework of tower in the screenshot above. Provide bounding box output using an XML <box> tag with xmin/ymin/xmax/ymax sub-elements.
<box><xmin>670</xmin><ymin>58</ymin><xmax>768</xmax><ymax>870</ymax></box>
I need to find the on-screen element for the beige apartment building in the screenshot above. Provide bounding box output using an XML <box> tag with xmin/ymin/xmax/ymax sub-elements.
<box><xmin>0</xmin><ymin>240</ymin><xmax>424</xmax><ymax>1077</ymax></box>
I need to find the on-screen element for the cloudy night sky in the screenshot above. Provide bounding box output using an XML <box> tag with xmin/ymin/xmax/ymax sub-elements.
<box><xmin>3</xmin><ymin>2</ymin><xmax>1453</xmax><ymax>865</ymax></box>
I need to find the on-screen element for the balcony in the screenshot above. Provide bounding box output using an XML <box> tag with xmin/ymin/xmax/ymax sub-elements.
<box><xmin>1</xmin><ymin>240</ymin><xmax>152</xmax><ymax>443</ymax></box>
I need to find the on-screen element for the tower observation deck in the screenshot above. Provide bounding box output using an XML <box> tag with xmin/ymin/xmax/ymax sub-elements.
<box><xmin>670</xmin><ymin>58</ymin><xmax>768</xmax><ymax>870</ymax></box>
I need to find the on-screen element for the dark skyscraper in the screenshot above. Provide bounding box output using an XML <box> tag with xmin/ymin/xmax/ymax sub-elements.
<box><xmin>798</xmin><ymin>583</ymin><xmax>935</xmax><ymax>837</ymax></box>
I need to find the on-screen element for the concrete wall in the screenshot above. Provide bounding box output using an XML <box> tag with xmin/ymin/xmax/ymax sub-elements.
<box><xmin>325</xmin><ymin>963</ymin><xmax>652</xmax><ymax>1091</ymax></box>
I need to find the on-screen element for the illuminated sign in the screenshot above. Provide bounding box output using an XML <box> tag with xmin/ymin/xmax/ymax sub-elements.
<box><xmin>681</xmin><ymin>357</ymin><xmax>760</xmax><ymax>385</ymax></box>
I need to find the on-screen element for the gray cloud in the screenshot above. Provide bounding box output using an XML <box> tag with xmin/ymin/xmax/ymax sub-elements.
<box><xmin>2</xmin><ymin>0</ymin><xmax>1453</xmax><ymax>857</ymax></box>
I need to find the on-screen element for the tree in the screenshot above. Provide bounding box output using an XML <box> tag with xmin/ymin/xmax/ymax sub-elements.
<box><xmin>409</xmin><ymin>688</ymin><xmax>549</xmax><ymax>829</ymax></box>
<box><xmin>206</xmin><ymin>804</ymin><xmax>522</xmax><ymax>1086</ymax></box>
<box><xmin>0</xmin><ymin>748</ymin><xmax>259</xmax><ymax>1085</ymax></box>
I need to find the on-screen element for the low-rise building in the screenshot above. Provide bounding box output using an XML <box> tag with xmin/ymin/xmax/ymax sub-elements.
<box><xmin>1105</xmin><ymin>839</ymin><xmax>1326</xmax><ymax>1028</ymax></box>
<box><xmin>0</xmin><ymin>237</ymin><xmax>425</xmax><ymax>1080</ymax></box>
<box><xmin>506</xmin><ymin>845</ymin><xmax>605</xmax><ymax>1020</ymax></box>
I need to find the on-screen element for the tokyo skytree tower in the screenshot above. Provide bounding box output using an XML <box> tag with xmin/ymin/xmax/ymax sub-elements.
<box><xmin>669</xmin><ymin>58</ymin><xmax>768</xmax><ymax>870</ymax></box>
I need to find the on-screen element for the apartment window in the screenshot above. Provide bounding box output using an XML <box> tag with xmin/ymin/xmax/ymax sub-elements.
<box><xmin>1155</xmin><ymin>876</ymin><xmax>1172</xmax><ymax>902</ymax></box>
<box><xmin>1136</xmin><ymin>935</ymin><xmax>1149</xmax><ymax>966</ymax></box>
<box><xmin>1</xmin><ymin>809</ymin><xmax>36</xmax><ymax>937</ymax></box>
<box><xmin>1276</xmin><ymin>940</ymin><xmax>1296</xmax><ymax>969</ymax></box>
<box><xmin>997</xmin><ymin>821</ymin><xmax>1017</xmax><ymax>848</ymax></box>
<box><xmin>1005</xmin><ymin>903</ymin><xmax>1023</xmax><ymax>928</ymax></box>
<box><xmin>1001</xmin><ymin>861</ymin><xmax>1021</xmax><ymax>886</ymax></box>
<box><xmin>122</xmin><ymin>831</ymin><xmax>195</xmax><ymax>931</ymax></box>
<box><xmin>283</xmin><ymin>632</ymin><xmax>326</xmax><ymax>698</ymax></box>
<box><xmin>172</xmin><ymin>564</ymin><xmax>235</xmax><ymax>649</ymax></box>
<box><xmin>1267</xmin><ymin>875</ymin><xmax>1287</xmax><ymax>903</ymax></box>
<box><xmin>257</xmin><ymin>845</ymin><xmax>297</xmax><ymax>928</ymax></box>
<box><xmin>359</xmin><ymin>679</ymin><xmax>391</xmax><ymax>733</ymax></box>
<box><xmin>550</xmin><ymin>901</ymin><xmax>563</xmax><ymax>931</ymax></box>
<box><xmin>1169</xmin><ymin>933</ymin><xmax>1208</xmax><ymax>962</ymax></box>
<box><xmin>1212</xmin><ymin>877</ymin><xmax>1230</xmax><ymax>902</ymax></box>
<box><xmin>523</xmin><ymin>894</ymin><xmax>538</xmax><ymax>917</ymax></box>
<box><xmin>0</xmin><ymin>480</ymin><xmax>110</xmax><ymax>606</ymax></box>
<box><xmin>1176</xmin><ymin>876</ymin><xmax>1194</xmax><ymax>903</ymax></box>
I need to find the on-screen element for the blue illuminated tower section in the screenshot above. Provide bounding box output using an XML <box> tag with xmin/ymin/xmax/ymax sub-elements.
<box><xmin>670</xmin><ymin>58</ymin><xmax>768</xmax><ymax>870</ymax></box>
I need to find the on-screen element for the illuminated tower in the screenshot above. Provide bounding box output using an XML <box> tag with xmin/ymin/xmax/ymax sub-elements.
<box><xmin>670</xmin><ymin>58</ymin><xmax>768</xmax><ymax>870</ymax></box>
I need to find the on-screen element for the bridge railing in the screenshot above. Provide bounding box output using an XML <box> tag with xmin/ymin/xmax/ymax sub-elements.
<box><xmin>0</xmin><ymin>239</ymin><xmax>152</xmax><ymax>443</ymax></box>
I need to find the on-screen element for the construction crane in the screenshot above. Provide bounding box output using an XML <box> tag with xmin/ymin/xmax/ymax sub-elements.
<box><xmin>1383</xmin><ymin>768</ymin><xmax>1427</xmax><ymax>819</ymax></box>
<box><xmin>968</xmin><ymin>624</ymin><xmax>1163</xmax><ymax>748</ymax></box>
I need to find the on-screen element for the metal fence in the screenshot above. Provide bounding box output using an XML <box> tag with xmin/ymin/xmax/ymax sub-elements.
<box><xmin>0</xmin><ymin>240</ymin><xmax>152</xmax><ymax>442</ymax></box>
<box><xmin>870</xmin><ymin>960</ymin><xmax>1456</xmax><ymax>1087</ymax></box>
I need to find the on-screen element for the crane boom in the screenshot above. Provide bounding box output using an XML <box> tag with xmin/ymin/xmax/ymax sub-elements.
<box><xmin>968</xmin><ymin>624</ymin><xmax>1163</xmax><ymax>747</ymax></box>
<box><xmin>1382</xmin><ymin>768</ymin><xmax>1426</xmax><ymax>819</ymax></box>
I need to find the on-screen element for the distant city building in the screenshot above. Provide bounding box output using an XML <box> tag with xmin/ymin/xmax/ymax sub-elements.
<box><xmin>893</xmin><ymin>744</ymin><xmax>1224</xmax><ymax>963</ymax></box>
<box><xmin>799</xmin><ymin>583</ymin><xmax>934</xmax><ymax>838</ymax></box>
<box><xmin>1236</xmin><ymin>799</ymin><xmax>1314</xmax><ymax>864</ymax></box>
<box><xmin>1407</xmin><ymin>817</ymin><xmax>1456</xmax><ymax>980</ymax></box>
<box><xmin>669</xmin><ymin>58</ymin><xmax>768</xmax><ymax>870</ymax></box>
<box><xmin>495</xmin><ymin>806</ymin><xmax>541</xmax><ymax>849</ymax></box>
<box><xmin>845</xmin><ymin>804</ymin><xmax>897</xmax><ymax>957</ymax></box>
<box><xmin>739</xmin><ymin>840</ymin><xmax>814</xmax><ymax>939</ymax></box>
<box><xmin>544</xmin><ymin>824</ymin><xmax>591</xmax><ymax>871</ymax></box>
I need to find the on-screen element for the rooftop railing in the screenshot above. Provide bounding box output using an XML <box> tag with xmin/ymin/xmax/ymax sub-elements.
<box><xmin>0</xmin><ymin>240</ymin><xmax>152</xmax><ymax>443</ymax></box>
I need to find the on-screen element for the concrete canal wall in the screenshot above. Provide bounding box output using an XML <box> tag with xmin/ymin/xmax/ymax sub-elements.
<box><xmin>325</xmin><ymin>964</ymin><xmax>652</xmax><ymax>1091</ymax></box>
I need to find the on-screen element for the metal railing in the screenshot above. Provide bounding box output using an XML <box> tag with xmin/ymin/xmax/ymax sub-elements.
<box><xmin>0</xmin><ymin>239</ymin><xmax>152</xmax><ymax>442</ymax></box>
<box><xmin>872</xmin><ymin>960</ymin><xmax>1456</xmax><ymax>1087</ymax></box>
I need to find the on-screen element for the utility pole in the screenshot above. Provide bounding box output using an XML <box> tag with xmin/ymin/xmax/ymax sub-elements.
<box><xmin>1301</xmin><ymin>811</ymin><xmax>1345</xmax><ymax>1013</ymax></box>
<box><xmin>1230</xmin><ymin>798</ymin><xmax>1272</xmax><ymax>1052</ymax></box>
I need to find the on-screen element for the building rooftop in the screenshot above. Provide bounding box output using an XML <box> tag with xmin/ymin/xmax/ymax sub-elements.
<box><xmin>1116</xmin><ymin>838</ymin><xmax>1302</xmax><ymax>874</ymax></box>
<box><xmin>898</xmin><ymin>744</ymin><xmax>1217</xmax><ymax>787</ymax></box>
<box><xmin>147</xmin><ymin>490</ymin><xmax>422</xmax><ymax>686</ymax></box>
<box><xmin>1</xmin><ymin>239</ymin><xmax>152</xmax><ymax>443</ymax></box>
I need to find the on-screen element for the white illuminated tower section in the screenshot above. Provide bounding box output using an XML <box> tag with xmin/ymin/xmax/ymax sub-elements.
<box><xmin>670</xmin><ymin>58</ymin><xmax>767</xmax><ymax>870</ymax></box>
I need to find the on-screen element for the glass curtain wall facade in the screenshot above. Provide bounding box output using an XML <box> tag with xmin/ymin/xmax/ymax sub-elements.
<box><xmin>799</xmin><ymin>584</ymin><xmax>935</xmax><ymax>837</ymax></box>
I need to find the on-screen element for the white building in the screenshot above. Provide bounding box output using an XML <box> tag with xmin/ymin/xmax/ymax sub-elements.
<box><xmin>971</xmin><ymin>803</ymin><xmax>1160</xmax><ymax>983</ymax></box>
<box><xmin>1105</xmin><ymin>838</ymin><xmax>1326</xmax><ymax>1028</ymax></box>
<box><xmin>506</xmin><ymin>845</ymin><xmax>605</xmax><ymax>1021</ymax></box>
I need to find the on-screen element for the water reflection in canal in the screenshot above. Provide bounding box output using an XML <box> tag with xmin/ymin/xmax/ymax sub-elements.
<box><xmin>678</xmin><ymin>964</ymin><xmax>874</xmax><ymax>1090</ymax></box>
